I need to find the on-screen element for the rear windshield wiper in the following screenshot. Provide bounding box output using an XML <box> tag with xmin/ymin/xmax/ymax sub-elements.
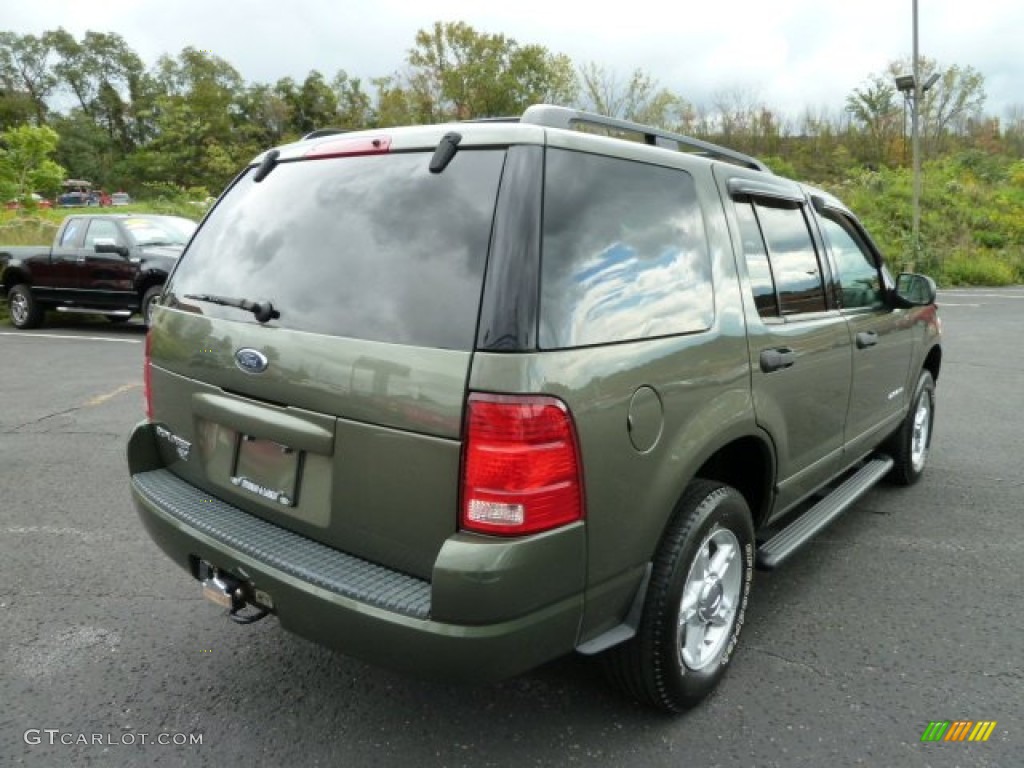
<box><xmin>184</xmin><ymin>293</ymin><xmax>280</xmax><ymax>323</ymax></box>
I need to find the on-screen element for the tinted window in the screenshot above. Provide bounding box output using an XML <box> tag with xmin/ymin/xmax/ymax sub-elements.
<box><xmin>123</xmin><ymin>216</ymin><xmax>194</xmax><ymax>246</ymax></box>
<box><xmin>754</xmin><ymin>202</ymin><xmax>826</xmax><ymax>315</ymax></box>
<box><xmin>166</xmin><ymin>150</ymin><xmax>505</xmax><ymax>349</ymax></box>
<box><xmin>60</xmin><ymin>220</ymin><xmax>82</xmax><ymax>246</ymax></box>
<box><xmin>735</xmin><ymin>202</ymin><xmax>779</xmax><ymax>317</ymax></box>
<box><xmin>84</xmin><ymin>219</ymin><xmax>122</xmax><ymax>247</ymax></box>
<box><xmin>819</xmin><ymin>215</ymin><xmax>883</xmax><ymax>309</ymax></box>
<box><xmin>540</xmin><ymin>149</ymin><xmax>712</xmax><ymax>348</ymax></box>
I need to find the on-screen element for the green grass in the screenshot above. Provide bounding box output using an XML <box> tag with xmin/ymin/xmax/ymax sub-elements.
<box><xmin>0</xmin><ymin>214</ymin><xmax>61</xmax><ymax>245</ymax></box>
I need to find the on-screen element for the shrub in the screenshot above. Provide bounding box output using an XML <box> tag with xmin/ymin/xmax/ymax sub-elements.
<box><xmin>940</xmin><ymin>251</ymin><xmax>1018</xmax><ymax>286</ymax></box>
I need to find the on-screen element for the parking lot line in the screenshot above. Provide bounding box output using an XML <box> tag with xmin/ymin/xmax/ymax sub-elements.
<box><xmin>85</xmin><ymin>383</ymin><xmax>141</xmax><ymax>407</ymax></box>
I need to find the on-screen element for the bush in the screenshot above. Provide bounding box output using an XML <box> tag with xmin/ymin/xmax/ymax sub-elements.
<box><xmin>940</xmin><ymin>252</ymin><xmax>1018</xmax><ymax>286</ymax></box>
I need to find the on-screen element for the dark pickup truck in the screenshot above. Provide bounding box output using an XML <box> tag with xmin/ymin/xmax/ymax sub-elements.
<box><xmin>1</xmin><ymin>213</ymin><xmax>197</xmax><ymax>329</ymax></box>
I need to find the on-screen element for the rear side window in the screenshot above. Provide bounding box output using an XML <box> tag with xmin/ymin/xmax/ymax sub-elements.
<box><xmin>753</xmin><ymin>201</ymin><xmax>827</xmax><ymax>315</ymax></box>
<box><xmin>60</xmin><ymin>220</ymin><xmax>82</xmax><ymax>246</ymax></box>
<box><xmin>735</xmin><ymin>202</ymin><xmax>779</xmax><ymax>317</ymax></box>
<box><xmin>540</xmin><ymin>149</ymin><xmax>712</xmax><ymax>349</ymax></box>
<box><xmin>166</xmin><ymin>150</ymin><xmax>505</xmax><ymax>350</ymax></box>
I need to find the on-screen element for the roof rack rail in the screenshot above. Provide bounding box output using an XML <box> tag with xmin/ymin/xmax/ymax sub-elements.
<box><xmin>460</xmin><ymin>116</ymin><xmax>519</xmax><ymax>124</ymax></box>
<box><xmin>302</xmin><ymin>128</ymin><xmax>351</xmax><ymax>140</ymax></box>
<box><xmin>520</xmin><ymin>104</ymin><xmax>770</xmax><ymax>173</ymax></box>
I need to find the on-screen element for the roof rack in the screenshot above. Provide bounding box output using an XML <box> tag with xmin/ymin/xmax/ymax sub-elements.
<box><xmin>520</xmin><ymin>104</ymin><xmax>770</xmax><ymax>173</ymax></box>
<box><xmin>302</xmin><ymin>128</ymin><xmax>351</xmax><ymax>140</ymax></box>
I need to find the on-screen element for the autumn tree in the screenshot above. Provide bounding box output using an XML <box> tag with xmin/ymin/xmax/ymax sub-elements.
<box><xmin>332</xmin><ymin>70</ymin><xmax>372</xmax><ymax>129</ymax></box>
<box><xmin>578</xmin><ymin>63</ymin><xmax>694</xmax><ymax>131</ymax></box>
<box><xmin>405</xmin><ymin>21</ymin><xmax>578</xmax><ymax>121</ymax></box>
<box><xmin>885</xmin><ymin>58</ymin><xmax>986</xmax><ymax>152</ymax></box>
<box><xmin>845</xmin><ymin>76</ymin><xmax>901</xmax><ymax>166</ymax></box>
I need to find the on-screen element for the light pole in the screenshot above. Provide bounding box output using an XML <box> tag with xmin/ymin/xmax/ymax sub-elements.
<box><xmin>912</xmin><ymin>0</ymin><xmax>921</xmax><ymax>264</ymax></box>
<box><xmin>896</xmin><ymin>0</ymin><xmax>940</xmax><ymax>269</ymax></box>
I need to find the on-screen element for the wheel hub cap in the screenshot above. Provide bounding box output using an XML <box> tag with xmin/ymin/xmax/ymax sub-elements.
<box><xmin>911</xmin><ymin>391</ymin><xmax>931</xmax><ymax>471</ymax></box>
<box><xmin>697</xmin><ymin>580</ymin><xmax>724</xmax><ymax>622</ymax></box>
<box><xmin>11</xmin><ymin>294</ymin><xmax>27</xmax><ymax>323</ymax></box>
<box><xmin>677</xmin><ymin>526</ymin><xmax>743</xmax><ymax>671</ymax></box>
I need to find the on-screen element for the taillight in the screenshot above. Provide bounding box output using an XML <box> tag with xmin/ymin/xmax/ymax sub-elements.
<box><xmin>143</xmin><ymin>331</ymin><xmax>153</xmax><ymax>421</ymax></box>
<box><xmin>460</xmin><ymin>393</ymin><xmax>584</xmax><ymax>536</ymax></box>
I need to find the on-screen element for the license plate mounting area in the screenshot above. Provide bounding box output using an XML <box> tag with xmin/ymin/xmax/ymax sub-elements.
<box><xmin>230</xmin><ymin>434</ymin><xmax>301</xmax><ymax>507</ymax></box>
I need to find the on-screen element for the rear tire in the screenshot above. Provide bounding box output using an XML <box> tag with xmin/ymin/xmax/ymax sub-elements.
<box><xmin>8</xmin><ymin>284</ymin><xmax>44</xmax><ymax>329</ymax></box>
<box><xmin>603</xmin><ymin>480</ymin><xmax>754</xmax><ymax>712</ymax></box>
<box><xmin>883</xmin><ymin>370</ymin><xmax>935</xmax><ymax>486</ymax></box>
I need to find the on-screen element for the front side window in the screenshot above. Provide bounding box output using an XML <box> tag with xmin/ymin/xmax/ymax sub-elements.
<box><xmin>84</xmin><ymin>219</ymin><xmax>122</xmax><ymax>248</ymax></box>
<box><xmin>123</xmin><ymin>217</ymin><xmax>194</xmax><ymax>247</ymax></box>
<box><xmin>540</xmin><ymin>149</ymin><xmax>713</xmax><ymax>348</ymax></box>
<box><xmin>819</xmin><ymin>214</ymin><xmax>884</xmax><ymax>310</ymax></box>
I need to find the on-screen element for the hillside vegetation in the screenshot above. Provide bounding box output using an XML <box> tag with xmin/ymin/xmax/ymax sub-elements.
<box><xmin>1</xmin><ymin>22</ymin><xmax>1022</xmax><ymax>284</ymax></box>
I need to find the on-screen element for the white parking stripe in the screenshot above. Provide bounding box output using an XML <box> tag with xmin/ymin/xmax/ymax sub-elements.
<box><xmin>0</xmin><ymin>332</ymin><xmax>142</xmax><ymax>344</ymax></box>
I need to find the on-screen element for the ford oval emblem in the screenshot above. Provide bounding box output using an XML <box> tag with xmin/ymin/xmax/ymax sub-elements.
<box><xmin>235</xmin><ymin>348</ymin><xmax>269</xmax><ymax>374</ymax></box>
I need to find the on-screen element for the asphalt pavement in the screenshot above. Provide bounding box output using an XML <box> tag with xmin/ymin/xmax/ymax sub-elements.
<box><xmin>1</xmin><ymin>289</ymin><xmax>1021</xmax><ymax>767</ymax></box>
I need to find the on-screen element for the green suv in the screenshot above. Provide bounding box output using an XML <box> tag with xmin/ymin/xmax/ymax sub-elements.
<box><xmin>127</xmin><ymin>105</ymin><xmax>941</xmax><ymax>711</ymax></box>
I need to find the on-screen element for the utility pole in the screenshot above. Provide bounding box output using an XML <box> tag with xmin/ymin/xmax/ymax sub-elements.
<box><xmin>911</xmin><ymin>0</ymin><xmax>921</xmax><ymax>265</ymax></box>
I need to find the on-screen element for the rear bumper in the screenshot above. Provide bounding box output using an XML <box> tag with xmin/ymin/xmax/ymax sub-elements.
<box><xmin>127</xmin><ymin>422</ymin><xmax>585</xmax><ymax>682</ymax></box>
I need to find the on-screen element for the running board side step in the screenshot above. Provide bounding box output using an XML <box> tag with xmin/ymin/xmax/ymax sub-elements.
<box><xmin>56</xmin><ymin>306</ymin><xmax>132</xmax><ymax>317</ymax></box>
<box><xmin>756</xmin><ymin>456</ymin><xmax>893</xmax><ymax>570</ymax></box>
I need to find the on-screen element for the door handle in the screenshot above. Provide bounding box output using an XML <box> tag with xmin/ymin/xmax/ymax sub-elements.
<box><xmin>856</xmin><ymin>331</ymin><xmax>878</xmax><ymax>349</ymax></box>
<box><xmin>760</xmin><ymin>347</ymin><xmax>795</xmax><ymax>373</ymax></box>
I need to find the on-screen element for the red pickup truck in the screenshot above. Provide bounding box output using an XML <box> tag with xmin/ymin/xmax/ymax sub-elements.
<box><xmin>1</xmin><ymin>213</ymin><xmax>197</xmax><ymax>328</ymax></box>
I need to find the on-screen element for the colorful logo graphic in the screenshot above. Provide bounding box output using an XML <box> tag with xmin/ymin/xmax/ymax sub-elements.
<box><xmin>920</xmin><ymin>720</ymin><xmax>997</xmax><ymax>742</ymax></box>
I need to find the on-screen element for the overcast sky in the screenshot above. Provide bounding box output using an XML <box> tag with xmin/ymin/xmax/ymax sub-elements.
<box><xmin>8</xmin><ymin>0</ymin><xmax>1023</xmax><ymax>121</ymax></box>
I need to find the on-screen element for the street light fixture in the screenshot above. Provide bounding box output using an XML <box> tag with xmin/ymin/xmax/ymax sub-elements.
<box><xmin>895</xmin><ymin>75</ymin><xmax>916</xmax><ymax>93</ymax></box>
<box><xmin>894</xmin><ymin>72</ymin><xmax>939</xmax><ymax>165</ymax></box>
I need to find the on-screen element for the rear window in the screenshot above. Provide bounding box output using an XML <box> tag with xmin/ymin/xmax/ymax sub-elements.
<box><xmin>166</xmin><ymin>150</ymin><xmax>505</xmax><ymax>349</ymax></box>
<box><xmin>539</xmin><ymin>149</ymin><xmax>713</xmax><ymax>349</ymax></box>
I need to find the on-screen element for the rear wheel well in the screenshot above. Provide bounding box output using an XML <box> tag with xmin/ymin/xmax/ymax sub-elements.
<box><xmin>693</xmin><ymin>437</ymin><xmax>773</xmax><ymax>528</ymax></box>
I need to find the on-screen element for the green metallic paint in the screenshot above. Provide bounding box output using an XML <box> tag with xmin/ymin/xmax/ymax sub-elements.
<box><xmin>431</xmin><ymin>524</ymin><xmax>586</xmax><ymax>624</ymax></box>
<box><xmin>131</xmin><ymin>462</ymin><xmax>584</xmax><ymax>682</ymax></box>
<box><xmin>151</xmin><ymin>309</ymin><xmax>471</xmax><ymax>439</ymax></box>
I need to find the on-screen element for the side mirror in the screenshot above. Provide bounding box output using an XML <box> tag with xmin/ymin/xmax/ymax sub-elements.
<box><xmin>94</xmin><ymin>239</ymin><xmax>129</xmax><ymax>258</ymax></box>
<box><xmin>892</xmin><ymin>272</ymin><xmax>937</xmax><ymax>308</ymax></box>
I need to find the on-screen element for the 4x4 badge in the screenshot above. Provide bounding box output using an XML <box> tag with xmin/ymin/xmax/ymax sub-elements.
<box><xmin>235</xmin><ymin>348</ymin><xmax>269</xmax><ymax>374</ymax></box>
<box><xmin>155</xmin><ymin>425</ymin><xmax>192</xmax><ymax>461</ymax></box>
